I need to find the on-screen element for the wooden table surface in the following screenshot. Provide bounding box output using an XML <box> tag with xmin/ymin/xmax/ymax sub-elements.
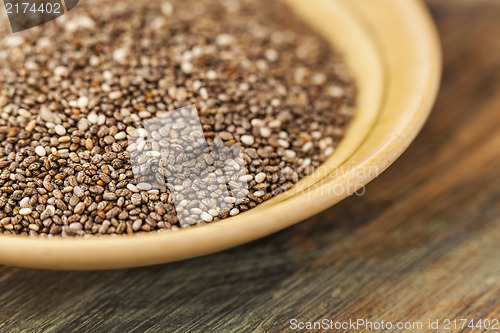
<box><xmin>1</xmin><ymin>0</ymin><xmax>499</xmax><ymax>332</ymax></box>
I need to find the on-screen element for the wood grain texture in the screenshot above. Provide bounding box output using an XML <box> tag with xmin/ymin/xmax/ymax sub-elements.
<box><xmin>0</xmin><ymin>0</ymin><xmax>499</xmax><ymax>332</ymax></box>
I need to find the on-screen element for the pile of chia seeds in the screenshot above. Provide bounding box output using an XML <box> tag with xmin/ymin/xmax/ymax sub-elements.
<box><xmin>0</xmin><ymin>0</ymin><xmax>355</xmax><ymax>236</ymax></box>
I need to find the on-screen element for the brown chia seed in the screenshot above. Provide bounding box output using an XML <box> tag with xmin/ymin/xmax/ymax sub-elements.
<box><xmin>0</xmin><ymin>0</ymin><xmax>355</xmax><ymax>237</ymax></box>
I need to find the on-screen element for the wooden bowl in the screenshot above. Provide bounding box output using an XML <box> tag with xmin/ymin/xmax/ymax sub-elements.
<box><xmin>0</xmin><ymin>0</ymin><xmax>441</xmax><ymax>269</ymax></box>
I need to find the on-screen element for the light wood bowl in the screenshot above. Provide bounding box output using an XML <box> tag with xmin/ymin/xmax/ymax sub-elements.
<box><xmin>0</xmin><ymin>0</ymin><xmax>441</xmax><ymax>270</ymax></box>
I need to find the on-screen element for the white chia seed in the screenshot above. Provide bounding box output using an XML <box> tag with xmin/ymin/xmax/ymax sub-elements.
<box><xmin>35</xmin><ymin>146</ymin><xmax>46</xmax><ymax>157</ymax></box>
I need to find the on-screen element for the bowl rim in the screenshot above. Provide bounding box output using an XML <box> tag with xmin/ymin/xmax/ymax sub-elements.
<box><xmin>0</xmin><ymin>0</ymin><xmax>442</xmax><ymax>270</ymax></box>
